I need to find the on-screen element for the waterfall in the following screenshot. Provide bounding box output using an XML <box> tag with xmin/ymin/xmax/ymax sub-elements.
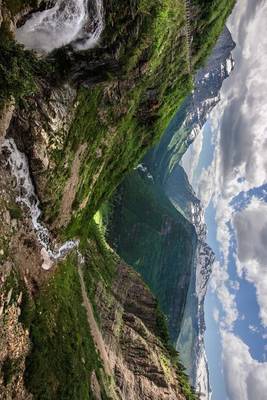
<box><xmin>16</xmin><ymin>0</ymin><xmax>104</xmax><ymax>53</ymax></box>
<box><xmin>2</xmin><ymin>138</ymin><xmax>79</xmax><ymax>270</ymax></box>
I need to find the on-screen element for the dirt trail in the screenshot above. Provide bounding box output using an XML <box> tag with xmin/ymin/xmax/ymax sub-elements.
<box><xmin>57</xmin><ymin>143</ymin><xmax>87</xmax><ymax>228</ymax></box>
<box><xmin>78</xmin><ymin>264</ymin><xmax>112</xmax><ymax>377</ymax></box>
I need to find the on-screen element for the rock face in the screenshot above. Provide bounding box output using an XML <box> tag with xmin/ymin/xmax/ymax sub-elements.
<box><xmin>0</xmin><ymin>100</ymin><xmax>15</xmax><ymax>146</ymax></box>
<box><xmin>95</xmin><ymin>263</ymin><xmax>186</xmax><ymax>400</ymax></box>
<box><xmin>7</xmin><ymin>84</ymin><xmax>77</xmax><ymax>202</ymax></box>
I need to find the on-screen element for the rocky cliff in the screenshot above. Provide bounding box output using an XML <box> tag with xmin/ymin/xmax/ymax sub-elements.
<box><xmin>0</xmin><ymin>0</ymin><xmax>235</xmax><ymax>399</ymax></box>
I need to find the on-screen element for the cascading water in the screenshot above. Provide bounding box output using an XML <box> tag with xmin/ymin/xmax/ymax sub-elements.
<box><xmin>2</xmin><ymin>138</ymin><xmax>79</xmax><ymax>270</ymax></box>
<box><xmin>4</xmin><ymin>1</ymin><xmax>105</xmax><ymax>269</ymax></box>
<box><xmin>16</xmin><ymin>0</ymin><xmax>104</xmax><ymax>53</ymax></box>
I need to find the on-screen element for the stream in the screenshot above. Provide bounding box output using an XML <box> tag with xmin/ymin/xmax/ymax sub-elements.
<box><xmin>2</xmin><ymin>138</ymin><xmax>79</xmax><ymax>270</ymax></box>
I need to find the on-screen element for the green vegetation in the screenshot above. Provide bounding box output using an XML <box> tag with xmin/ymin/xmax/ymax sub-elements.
<box><xmin>43</xmin><ymin>0</ymin><xmax>235</xmax><ymax>229</ymax></box>
<box><xmin>0</xmin><ymin>24</ymin><xmax>50</xmax><ymax>108</ymax></box>
<box><xmin>75</xmin><ymin>218</ymin><xmax>199</xmax><ymax>400</ymax></box>
<box><xmin>155</xmin><ymin>305</ymin><xmax>198</xmax><ymax>400</ymax></box>
<box><xmin>191</xmin><ymin>0</ymin><xmax>236</xmax><ymax>68</ymax></box>
<box><xmin>0</xmin><ymin>1</ymin><xmax>235</xmax><ymax>399</ymax></box>
<box><xmin>2</xmin><ymin>357</ymin><xmax>20</xmax><ymax>386</ymax></box>
<box><xmin>8</xmin><ymin>203</ymin><xmax>22</xmax><ymax>220</ymax></box>
<box><xmin>24</xmin><ymin>258</ymin><xmax>103</xmax><ymax>400</ymax></box>
<box><xmin>74</xmin><ymin>219</ymin><xmax>117</xmax><ymax>313</ymax></box>
<box><xmin>43</xmin><ymin>0</ymin><xmax>192</xmax><ymax>224</ymax></box>
<box><xmin>22</xmin><ymin>208</ymin><xmax>198</xmax><ymax>399</ymax></box>
<box><xmin>107</xmin><ymin>170</ymin><xmax>197</xmax><ymax>342</ymax></box>
<box><xmin>177</xmin><ymin>361</ymin><xmax>199</xmax><ymax>400</ymax></box>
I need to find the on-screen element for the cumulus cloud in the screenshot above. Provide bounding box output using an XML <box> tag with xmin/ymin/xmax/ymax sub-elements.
<box><xmin>248</xmin><ymin>325</ymin><xmax>259</xmax><ymax>334</ymax></box>
<box><xmin>210</xmin><ymin>262</ymin><xmax>239</xmax><ymax>330</ymax></box>
<box><xmin>222</xmin><ymin>331</ymin><xmax>267</xmax><ymax>400</ymax></box>
<box><xmin>213</xmin><ymin>308</ymin><xmax>219</xmax><ymax>323</ymax></box>
<box><xmin>186</xmin><ymin>1</ymin><xmax>267</xmax><ymax>398</ymax></box>
<box><xmin>234</xmin><ymin>198</ymin><xmax>267</xmax><ymax>326</ymax></box>
<box><xmin>195</xmin><ymin>0</ymin><xmax>267</xmax><ymax>328</ymax></box>
<box><xmin>218</xmin><ymin>0</ymin><xmax>267</xmax><ymax>191</ymax></box>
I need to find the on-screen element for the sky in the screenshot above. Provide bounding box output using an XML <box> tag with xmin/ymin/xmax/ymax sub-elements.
<box><xmin>182</xmin><ymin>0</ymin><xmax>267</xmax><ymax>399</ymax></box>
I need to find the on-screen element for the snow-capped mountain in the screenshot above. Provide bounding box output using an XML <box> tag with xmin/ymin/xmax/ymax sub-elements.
<box><xmin>144</xmin><ymin>26</ymin><xmax>235</xmax><ymax>185</ymax></box>
<box><xmin>172</xmin><ymin>27</ymin><xmax>235</xmax><ymax>399</ymax></box>
<box><xmin>184</xmin><ymin>26</ymin><xmax>235</xmax><ymax>149</ymax></box>
<box><xmin>115</xmin><ymin>23</ymin><xmax>236</xmax><ymax>399</ymax></box>
<box><xmin>141</xmin><ymin>25</ymin><xmax>236</xmax><ymax>399</ymax></box>
<box><xmin>168</xmin><ymin>165</ymin><xmax>214</xmax><ymax>399</ymax></box>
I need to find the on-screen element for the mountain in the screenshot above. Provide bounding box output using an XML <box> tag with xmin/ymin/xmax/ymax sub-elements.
<box><xmin>145</xmin><ymin>25</ymin><xmax>235</xmax><ymax>397</ymax></box>
<box><xmin>0</xmin><ymin>0</ymin><xmax>235</xmax><ymax>399</ymax></box>
<box><xmin>145</xmin><ymin>26</ymin><xmax>235</xmax><ymax>183</ymax></box>
<box><xmin>107</xmin><ymin>168</ymin><xmax>198</xmax><ymax>343</ymax></box>
<box><xmin>107</xmin><ymin>24</ymin><xmax>235</xmax><ymax>399</ymax></box>
<box><xmin>159</xmin><ymin>27</ymin><xmax>235</xmax><ymax>397</ymax></box>
<box><xmin>169</xmin><ymin>166</ymin><xmax>215</xmax><ymax>399</ymax></box>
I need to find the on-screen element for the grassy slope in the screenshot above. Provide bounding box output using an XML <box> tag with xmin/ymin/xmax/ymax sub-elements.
<box><xmin>43</xmin><ymin>0</ymin><xmax>192</xmax><ymax>224</ymax></box>
<box><xmin>106</xmin><ymin>170</ymin><xmax>197</xmax><ymax>342</ymax></box>
<box><xmin>191</xmin><ymin>0</ymin><xmax>236</xmax><ymax>67</ymax></box>
<box><xmin>23</xmin><ymin>218</ymin><xmax>198</xmax><ymax>399</ymax></box>
<box><xmin>42</xmin><ymin>0</ymin><xmax>236</xmax><ymax>228</ymax></box>
<box><xmin>0</xmin><ymin>0</ymin><xmax>51</xmax><ymax>108</ymax></box>
<box><xmin>24</xmin><ymin>258</ymin><xmax>106</xmax><ymax>400</ymax></box>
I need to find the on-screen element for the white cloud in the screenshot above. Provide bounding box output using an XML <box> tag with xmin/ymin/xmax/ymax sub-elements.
<box><xmin>196</xmin><ymin>0</ymin><xmax>267</xmax><ymax>331</ymax></box>
<box><xmin>229</xmin><ymin>280</ymin><xmax>240</xmax><ymax>291</ymax></box>
<box><xmin>185</xmin><ymin>1</ymin><xmax>267</xmax><ymax>399</ymax></box>
<box><xmin>222</xmin><ymin>331</ymin><xmax>267</xmax><ymax>400</ymax></box>
<box><xmin>196</xmin><ymin>164</ymin><xmax>214</xmax><ymax>208</ymax></box>
<box><xmin>213</xmin><ymin>308</ymin><xmax>219</xmax><ymax>323</ymax></box>
<box><xmin>248</xmin><ymin>325</ymin><xmax>259</xmax><ymax>334</ymax></box>
<box><xmin>233</xmin><ymin>198</ymin><xmax>267</xmax><ymax>327</ymax></box>
<box><xmin>210</xmin><ymin>261</ymin><xmax>239</xmax><ymax>330</ymax></box>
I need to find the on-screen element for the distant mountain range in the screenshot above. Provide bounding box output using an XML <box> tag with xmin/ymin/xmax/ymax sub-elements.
<box><xmin>108</xmin><ymin>26</ymin><xmax>235</xmax><ymax>399</ymax></box>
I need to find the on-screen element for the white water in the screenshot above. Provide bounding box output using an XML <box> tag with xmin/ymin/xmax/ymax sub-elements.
<box><xmin>2</xmin><ymin>138</ymin><xmax>79</xmax><ymax>270</ymax></box>
<box><xmin>16</xmin><ymin>0</ymin><xmax>104</xmax><ymax>53</ymax></box>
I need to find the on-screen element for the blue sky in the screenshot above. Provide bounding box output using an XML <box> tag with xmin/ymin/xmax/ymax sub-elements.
<box><xmin>182</xmin><ymin>1</ymin><xmax>267</xmax><ymax>398</ymax></box>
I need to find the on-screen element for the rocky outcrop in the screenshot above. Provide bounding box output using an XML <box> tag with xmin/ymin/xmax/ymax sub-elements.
<box><xmin>7</xmin><ymin>84</ymin><xmax>77</xmax><ymax>202</ymax></box>
<box><xmin>0</xmin><ymin>166</ymin><xmax>33</xmax><ymax>399</ymax></box>
<box><xmin>0</xmin><ymin>282</ymin><xmax>32</xmax><ymax>400</ymax></box>
<box><xmin>95</xmin><ymin>263</ymin><xmax>186</xmax><ymax>400</ymax></box>
<box><xmin>0</xmin><ymin>100</ymin><xmax>15</xmax><ymax>146</ymax></box>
